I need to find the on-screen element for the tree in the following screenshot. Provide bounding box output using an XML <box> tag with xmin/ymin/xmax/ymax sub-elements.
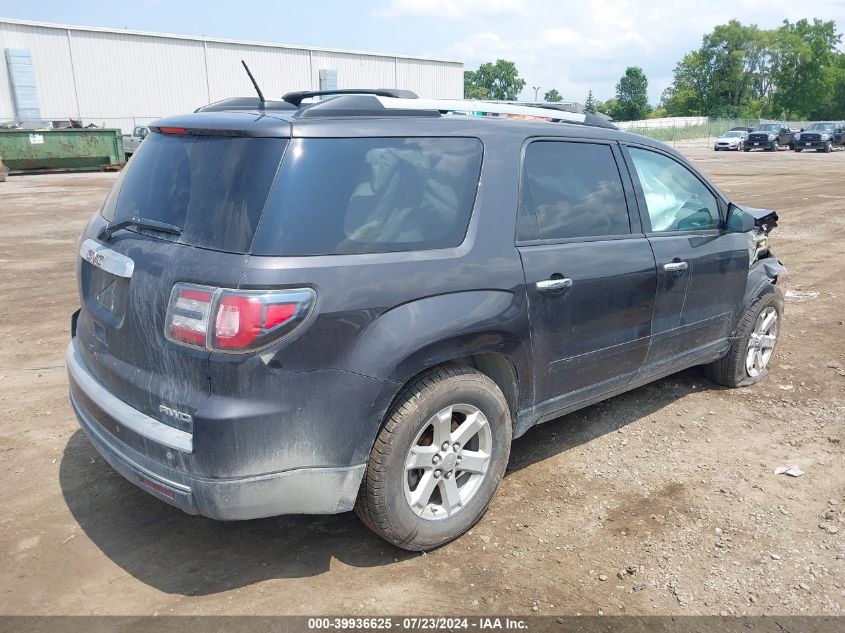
<box><xmin>613</xmin><ymin>66</ymin><xmax>651</xmax><ymax>121</ymax></box>
<box><xmin>463</xmin><ymin>71</ymin><xmax>489</xmax><ymax>99</ymax></box>
<box><xmin>595</xmin><ymin>98</ymin><xmax>618</xmax><ymax>117</ymax></box>
<box><xmin>662</xmin><ymin>18</ymin><xmax>845</xmax><ymax>119</ymax></box>
<box><xmin>769</xmin><ymin>19</ymin><xmax>842</xmax><ymax>118</ymax></box>
<box><xmin>463</xmin><ymin>60</ymin><xmax>526</xmax><ymax>100</ymax></box>
<box><xmin>543</xmin><ymin>88</ymin><xmax>562</xmax><ymax>102</ymax></box>
<box><xmin>584</xmin><ymin>90</ymin><xmax>597</xmax><ymax>113</ymax></box>
<box><xmin>820</xmin><ymin>52</ymin><xmax>845</xmax><ymax>119</ymax></box>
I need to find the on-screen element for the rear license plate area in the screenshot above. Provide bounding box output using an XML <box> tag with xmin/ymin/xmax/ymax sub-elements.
<box><xmin>81</xmin><ymin>262</ymin><xmax>130</xmax><ymax>325</ymax></box>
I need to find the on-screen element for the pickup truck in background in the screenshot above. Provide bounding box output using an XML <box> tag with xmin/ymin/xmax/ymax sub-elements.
<box><xmin>793</xmin><ymin>122</ymin><xmax>845</xmax><ymax>152</ymax></box>
<box><xmin>122</xmin><ymin>126</ymin><xmax>149</xmax><ymax>159</ymax></box>
<box><xmin>744</xmin><ymin>124</ymin><xmax>795</xmax><ymax>152</ymax></box>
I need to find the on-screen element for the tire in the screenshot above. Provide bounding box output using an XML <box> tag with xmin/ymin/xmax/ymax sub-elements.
<box><xmin>743</xmin><ymin>147</ymin><xmax>750</xmax><ymax>152</ymax></box>
<box><xmin>824</xmin><ymin>141</ymin><xmax>833</xmax><ymax>153</ymax></box>
<box><xmin>704</xmin><ymin>286</ymin><xmax>783</xmax><ymax>388</ymax></box>
<box><xmin>355</xmin><ymin>364</ymin><xmax>512</xmax><ymax>551</ymax></box>
<box><xmin>794</xmin><ymin>148</ymin><xmax>802</xmax><ymax>152</ymax></box>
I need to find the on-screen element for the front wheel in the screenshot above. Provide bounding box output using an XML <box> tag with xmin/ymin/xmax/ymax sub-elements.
<box><xmin>705</xmin><ymin>287</ymin><xmax>783</xmax><ymax>387</ymax></box>
<box><xmin>794</xmin><ymin>148</ymin><xmax>803</xmax><ymax>152</ymax></box>
<box><xmin>355</xmin><ymin>364</ymin><xmax>512</xmax><ymax>550</ymax></box>
<box><xmin>824</xmin><ymin>141</ymin><xmax>833</xmax><ymax>153</ymax></box>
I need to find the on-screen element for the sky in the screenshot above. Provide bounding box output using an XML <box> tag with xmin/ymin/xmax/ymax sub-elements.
<box><xmin>1</xmin><ymin>0</ymin><xmax>844</xmax><ymax>104</ymax></box>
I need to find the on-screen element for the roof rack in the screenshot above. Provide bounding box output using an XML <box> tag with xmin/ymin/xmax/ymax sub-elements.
<box><xmin>375</xmin><ymin>97</ymin><xmax>616</xmax><ymax>128</ymax></box>
<box><xmin>195</xmin><ymin>91</ymin><xmax>616</xmax><ymax>129</ymax></box>
<box><xmin>282</xmin><ymin>88</ymin><xmax>418</xmax><ymax>107</ymax></box>
<box><xmin>294</xmin><ymin>94</ymin><xmax>438</xmax><ymax>119</ymax></box>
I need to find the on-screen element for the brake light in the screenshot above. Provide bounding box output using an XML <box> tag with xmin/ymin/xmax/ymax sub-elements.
<box><xmin>165</xmin><ymin>284</ymin><xmax>314</xmax><ymax>352</ymax></box>
<box><xmin>158</xmin><ymin>127</ymin><xmax>187</xmax><ymax>135</ymax></box>
<box><xmin>213</xmin><ymin>294</ymin><xmax>300</xmax><ymax>349</ymax></box>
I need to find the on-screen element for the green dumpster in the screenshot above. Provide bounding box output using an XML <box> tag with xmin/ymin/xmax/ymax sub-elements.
<box><xmin>0</xmin><ymin>128</ymin><xmax>125</xmax><ymax>173</ymax></box>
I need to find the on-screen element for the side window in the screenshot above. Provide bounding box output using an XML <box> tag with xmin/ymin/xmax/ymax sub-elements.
<box><xmin>628</xmin><ymin>148</ymin><xmax>720</xmax><ymax>233</ymax></box>
<box><xmin>252</xmin><ymin>137</ymin><xmax>483</xmax><ymax>256</ymax></box>
<box><xmin>518</xmin><ymin>141</ymin><xmax>631</xmax><ymax>241</ymax></box>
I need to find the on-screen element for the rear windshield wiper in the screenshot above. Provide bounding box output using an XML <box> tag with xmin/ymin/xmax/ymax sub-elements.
<box><xmin>98</xmin><ymin>217</ymin><xmax>182</xmax><ymax>241</ymax></box>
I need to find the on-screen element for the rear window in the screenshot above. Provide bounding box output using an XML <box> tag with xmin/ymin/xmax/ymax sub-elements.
<box><xmin>251</xmin><ymin>137</ymin><xmax>483</xmax><ymax>256</ymax></box>
<box><xmin>102</xmin><ymin>132</ymin><xmax>286</xmax><ymax>253</ymax></box>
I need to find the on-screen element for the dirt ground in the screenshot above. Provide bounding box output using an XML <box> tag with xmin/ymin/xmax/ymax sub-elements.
<box><xmin>0</xmin><ymin>147</ymin><xmax>843</xmax><ymax>618</ymax></box>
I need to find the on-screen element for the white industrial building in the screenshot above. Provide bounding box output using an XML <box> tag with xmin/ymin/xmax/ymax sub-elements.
<box><xmin>0</xmin><ymin>18</ymin><xmax>463</xmax><ymax>133</ymax></box>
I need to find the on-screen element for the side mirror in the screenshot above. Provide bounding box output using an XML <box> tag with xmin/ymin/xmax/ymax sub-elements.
<box><xmin>726</xmin><ymin>203</ymin><xmax>756</xmax><ymax>233</ymax></box>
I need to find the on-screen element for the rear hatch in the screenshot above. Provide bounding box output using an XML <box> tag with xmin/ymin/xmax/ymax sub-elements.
<box><xmin>75</xmin><ymin>126</ymin><xmax>288</xmax><ymax>434</ymax></box>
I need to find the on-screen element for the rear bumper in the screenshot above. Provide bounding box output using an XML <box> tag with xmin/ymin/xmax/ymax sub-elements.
<box><xmin>67</xmin><ymin>340</ymin><xmax>365</xmax><ymax>519</ymax></box>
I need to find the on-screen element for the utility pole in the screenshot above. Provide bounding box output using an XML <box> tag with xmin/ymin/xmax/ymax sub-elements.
<box><xmin>532</xmin><ymin>86</ymin><xmax>541</xmax><ymax>101</ymax></box>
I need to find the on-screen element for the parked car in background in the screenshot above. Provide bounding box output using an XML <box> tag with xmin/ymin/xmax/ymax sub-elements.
<box><xmin>714</xmin><ymin>130</ymin><xmax>748</xmax><ymax>151</ymax></box>
<box><xmin>67</xmin><ymin>91</ymin><xmax>786</xmax><ymax>551</ymax></box>
<box><xmin>730</xmin><ymin>126</ymin><xmax>754</xmax><ymax>133</ymax></box>
<box><xmin>122</xmin><ymin>125</ymin><xmax>149</xmax><ymax>159</ymax></box>
<box><xmin>793</xmin><ymin>122</ymin><xmax>845</xmax><ymax>152</ymax></box>
<box><xmin>744</xmin><ymin>124</ymin><xmax>794</xmax><ymax>151</ymax></box>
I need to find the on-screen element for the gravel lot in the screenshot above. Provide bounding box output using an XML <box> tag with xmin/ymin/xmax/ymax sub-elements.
<box><xmin>0</xmin><ymin>147</ymin><xmax>843</xmax><ymax>617</ymax></box>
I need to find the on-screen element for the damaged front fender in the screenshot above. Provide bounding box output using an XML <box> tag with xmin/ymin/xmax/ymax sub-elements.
<box><xmin>740</xmin><ymin>257</ymin><xmax>786</xmax><ymax>327</ymax></box>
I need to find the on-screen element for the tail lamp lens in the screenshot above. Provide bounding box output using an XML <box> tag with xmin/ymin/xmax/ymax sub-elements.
<box><xmin>165</xmin><ymin>284</ymin><xmax>314</xmax><ymax>352</ymax></box>
<box><xmin>168</xmin><ymin>286</ymin><xmax>212</xmax><ymax>346</ymax></box>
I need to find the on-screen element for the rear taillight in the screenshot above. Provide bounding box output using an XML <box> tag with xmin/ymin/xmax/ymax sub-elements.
<box><xmin>168</xmin><ymin>286</ymin><xmax>213</xmax><ymax>346</ymax></box>
<box><xmin>165</xmin><ymin>283</ymin><xmax>315</xmax><ymax>352</ymax></box>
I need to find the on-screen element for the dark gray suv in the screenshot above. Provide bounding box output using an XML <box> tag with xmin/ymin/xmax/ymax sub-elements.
<box><xmin>67</xmin><ymin>90</ymin><xmax>785</xmax><ymax>550</ymax></box>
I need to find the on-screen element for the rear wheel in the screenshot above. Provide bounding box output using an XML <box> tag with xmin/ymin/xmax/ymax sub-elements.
<box><xmin>355</xmin><ymin>364</ymin><xmax>512</xmax><ymax>550</ymax></box>
<box><xmin>705</xmin><ymin>287</ymin><xmax>783</xmax><ymax>387</ymax></box>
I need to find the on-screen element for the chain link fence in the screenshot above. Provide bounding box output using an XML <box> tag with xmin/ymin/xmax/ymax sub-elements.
<box><xmin>619</xmin><ymin>117</ymin><xmax>813</xmax><ymax>147</ymax></box>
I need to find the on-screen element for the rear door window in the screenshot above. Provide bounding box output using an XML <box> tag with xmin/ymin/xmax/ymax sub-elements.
<box><xmin>251</xmin><ymin>137</ymin><xmax>483</xmax><ymax>256</ymax></box>
<box><xmin>517</xmin><ymin>141</ymin><xmax>631</xmax><ymax>241</ymax></box>
<box><xmin>103</xmin><ymin>132</ymin><xmax>287</xmax><ymax>253</ymax></box>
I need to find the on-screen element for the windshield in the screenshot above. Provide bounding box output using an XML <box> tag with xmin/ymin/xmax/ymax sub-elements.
<box><xmin>101</xmin><ymin>132</ymin><xmax>287</xmax><ymax>253</ymax></box>
<box><xmin>722</xmin><ymin>131</ymin><xmax>743</xmax><ymax>138</ymax></box>
<box><xmin>805</xmin><ymin>123</ymin><xmax>835</xmax><ymax>132</ymax></box>
<box><xmin>755</xmin><ymin>124</ymin><xmax>781</xmax><ymax>132</ymax></box>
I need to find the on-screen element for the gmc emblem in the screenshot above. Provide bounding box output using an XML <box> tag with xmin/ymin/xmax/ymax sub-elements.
<box><xmin>85</xmin><ymin>248</ymin><xmax>105</xmax><ymax>268</ymax></box>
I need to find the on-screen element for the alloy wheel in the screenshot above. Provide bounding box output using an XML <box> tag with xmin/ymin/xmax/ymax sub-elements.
<box><xmin>746</xmin><ymin>307</ymin><xmax>778</xmax><ymax>377</ymax></box>
<box><xmin>403</xmin><ymin>404</ymin><xmax>492</xmax><ymax>521</ymax></box>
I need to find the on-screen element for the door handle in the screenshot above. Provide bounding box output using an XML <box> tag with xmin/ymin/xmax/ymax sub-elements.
<box><xmin>663</xmin><ymin>261</ymin><xmax>688</xmax><ymax>272</ymax></box>
<box><xmin>536</xmin><ymin>277</ymin><xmax>573</xmax><ymax>292</ymax></box>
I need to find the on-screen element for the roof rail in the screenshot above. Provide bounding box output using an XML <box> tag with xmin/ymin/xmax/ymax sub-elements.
<box><xmin>375</xmin><ymin>97</ymin><xmax>616</xmax><ymax>128</ymax></box>
<box><xmin>282</xmin><ymin>88</ymin><xmax>418</xmax><ymax>107</ymax></box>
